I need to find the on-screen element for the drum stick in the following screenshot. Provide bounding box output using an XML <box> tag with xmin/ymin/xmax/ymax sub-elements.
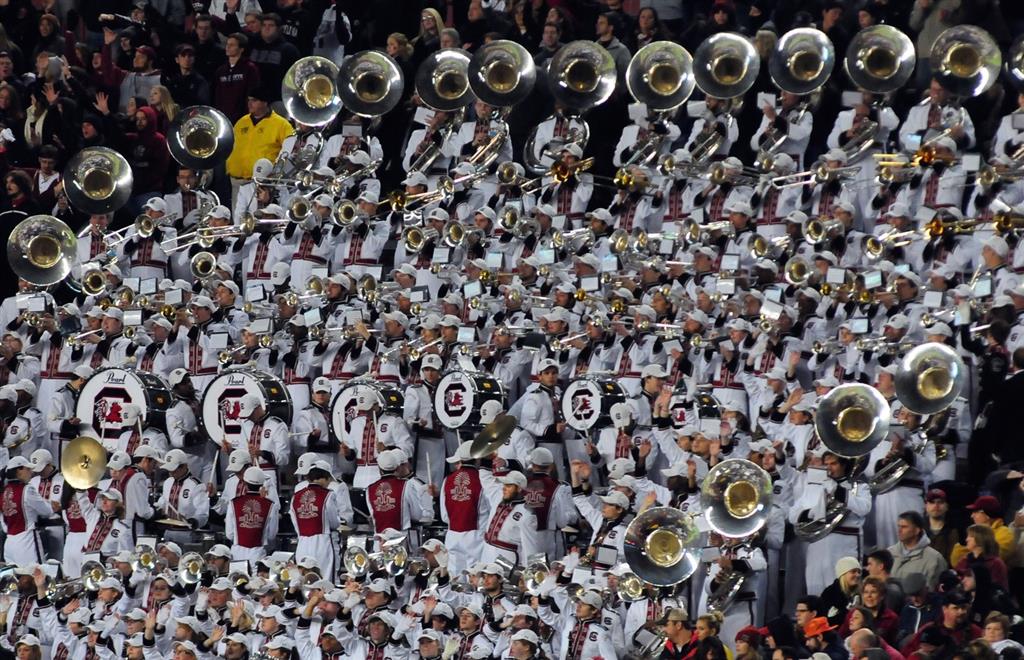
<box><xmin>426</xmin><ymin>454</ymin><xmax>432</xmax><ymax>489</ymax></box>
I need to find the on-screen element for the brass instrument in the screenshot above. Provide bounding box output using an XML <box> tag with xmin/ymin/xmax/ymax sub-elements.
<box><xmin>190</xmin><ymin>251</ymin><xmax>217</xmax><ymax>279</ymax></box>
<box><xmin>771</xmin><ymin>160</ymin><xmax>861</xmax><ymax>188</ymax></box>
<box><xmin>693</xmin><ymin>32</ymin><xmax>760</xmax><ymax>100</ymax></box>
<box><xmin>750</xmin><ymin>234</ymin><xmax>791</xmax><ymax>259</ymax></box>
<box><xmin>930</xmin><ymin>25</ymin><xmax>1001</xmax><ymax>99</ymax></box>
<box><xmin>131</xmin><ymin>543</ymin><xmax>158</xmax><ymax>572</ymax></box>
<box><xmin>977</xmin><ymin>165</ymin><xmax>1024</xmax><ymax>189</ymax></box>
<box><xmin>63</xmin><ymin>146</ymin><xmax>133</xmax><ymax>214</ymax></box>
<box><xmin>706</xmin><ymin>542</ymin><xmax>753</xmax><ymax>614</ymax></box>
<box><xmin>803</xmin><ymin>217</ymin><xmax>844</xmax><ymax>245</ymax></box>
<box><xmin>623</xmin><ymin>507</ymin><xmax>701</xmax><ymax>586</ymax></box>
<box><xmin>8</xmin><ymin>215</ymin><xmax>77</xmax><ymax>286</ymax></box>
<box><xmin>552</xmin><ymin>227</ymin><xmax>595</xmax><ymax>250</ymax></box>
<box><xmin>66</xmin><ymin>329</ymin><xmax>104</xmax><ymax>348</ymax></box>
<box><xmin>869</xmin><ymin>409</ymin><xmax>950</xmax><ymax>494</ymax></box>
<box><xmin>794</xmin><ymin>487</ymin><xmax>853</xmax><ymax>542</ymax></box>
<box><xmin>167</xmin><ymin>105</ymin><xmax>234</xmax><ymax>169</ymax></box>
<box><xmin>815</xmin><ymin>383</ymin><xmax>891</xmax><ymax>458</ymax></box>
<box><xmin>700</xmin><ymin>459</ymin><xmax>773</xmax><ymax>538</ymax></box>
<box><xmin>894</xmin><ymin>342</ymin><xmax>966</xmax><ymax>415</ymax></box>
<box><xmin>854</xmin><ymin>337</ymin><xmax>915</xmax><ymax>354</ymax></box>
<box><xmin>626</xmin><ymin>41</ymin><xmax>695</xmax><ymax>113</ymax></box>
<box><xmin>467</xmin><ymin>40</ymin><xmax>536</xmax><ymax>108</ymax></box>
<box><xmin>282</xmin><ymin>56</ymin><xmax>342</xmax><ymax>127</ymax></box>
<box><xmin>549</xmin><ymin>331</ymin><xmax>589</xmax><ymax>352</ymax></box>
<box><xmin>61</xmin><ymin>436</ymin><xmax>107</xmax><ymax>489</ymax></box>
<box><xmin>707</xmin><ymin>162</ymin><xmax>761</xmax><ymax>187</ymax></box>
<box><xmin>178</xmin><ymin>553</ymin><xmax>206</xmax><ymax>585</ymax></box>
<box><xmin>336</xmin><ymin>50</ymin><xmax>404</xmax><ymax>117</ymax></box>
<box><xmin>402</xmin><ymin>226</ymin><xmax>439</xmax><ymax>253</ymax></box>
<box><xmin>616</xmin><ymin>569</ymin><xmax>647</xmax><ymax>603</ymax></box>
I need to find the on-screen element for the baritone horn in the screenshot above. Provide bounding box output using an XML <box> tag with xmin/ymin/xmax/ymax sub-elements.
<box><xmin>770</xmin><ymin>27</ymin><xmax>836</xmax><ymax>95</ymax></box>
<box><xmin>930</xmin><ymin>25</ymin><xmax>1001</xmax><ymax>98</ymax></box>
<box><xmin>623</xmin><ymin>507</ymin><xmax>701</xmax><ymax>586</ymax></box>
<box><xmin>815</xmin><ymin>383</ymin><xmax>892</xmax><ymax>458</ymax></box>
<box><xmin>700</xmin><ymin>459</ymin><xmax>773</xmax><ymax>538</ymax></box>
<box><xmin>283</xmin><ymin>56</ymin><xmax>342</xmax><ymax>127</ymax></box>
<box><xmin>178</xmin><ymin>552</ymin><xmax>206</xmax><ymax>585</ymax></box>
<box><xmin>337</xmin><ymin>50</ymin><xmax>404</xmax><ymax>117</ymax></box>
<box><xmin>8</xmin><ymin>215</ymin><xmax>77</xmax><ymax>286</ymax></box>
<box><xmin>63</xmin><ymin>146</ymin><xmax>133</xmax><ymax>214</ymax></box>
<box><xmin>167</xmin><ymin>105</ymin><xmax>234</xmax><ymax>169</ymax></box>
<box><xmin>894</xmin><ymin>342</ymin><xmax>967</xmax><ymax>415</ymax></box>
<box><xmin>693</xmin><ymin>32</ymin><xmax>760</xmax><ymax>100</ymax></box>
<box><xmin>626</xmin><ymin>41</ymin><xmax>696</xmax><ymax>111</ymax></box>
<box><xmin>190</xmin><ymin>251</ymin><xmax>217</xmax><ymax>279</ymax></box>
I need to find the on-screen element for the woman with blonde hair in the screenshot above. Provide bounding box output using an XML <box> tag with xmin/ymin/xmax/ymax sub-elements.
<box><xmin>148</xmin><ymin>85</ymin><xmax>179</xmax><ymax>136</ymax></box>
<box><xmin>412</xmin><ymin>7</ymin><xmax>444</xmax><ymax>68</ymax></box>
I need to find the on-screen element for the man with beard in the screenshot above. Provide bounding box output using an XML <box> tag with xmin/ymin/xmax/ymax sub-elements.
<box><xmin>99</xmin><ymin>30</ymin><xmax>162</xmax><ymax>114</ymax></box>
<box><xmin>900</xmin><ymin>590</ymin><xmax>982</xmax><ymax>656</ymax></box>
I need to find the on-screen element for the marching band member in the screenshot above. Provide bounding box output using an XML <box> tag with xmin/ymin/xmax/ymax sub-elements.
<box><xmin>1</xmin><ymin>457</ymin><xmax>56</xmax><ymax>565</ymax></box>
<box><xmin>365</xmin><ymin>448</ymin><xmax>433</xmax><ymax>535</ymax></box>
<box><xmin>234</xmin><ymin>394</ymin><xmax>290</xmax><ymax>495</ymax></box>
<box><xmin>440</xmin><ymin>441</ymin><xmax>487</xmax><ymax>576</ymax></box>
<box><xmin>106</xmin><ymin>450</ymin><xmax>155</xmax><ymax>543</ymax></box>
<box><xmin>478</xmin><ymin>468</ymin><xmax>541</xmax><ymax>567</ymax></box>
<box><xmin>224</xmin><ymin>466</ymin><xmax>279</xmax><ymax>562</ymax></box>
<box><xmin>291</xmin><ymin>459</ymin><xmax>342</xmax><ymax>580</ymax></box>
<box><xmin>154</xmin><ymin>448</ymin><xmax>210</xmax><ymax>544</ymax></box>
<box><xmin>751</xmin><ymin>92</ymin><xmax>815</xmax><ymax>169</ymax></box>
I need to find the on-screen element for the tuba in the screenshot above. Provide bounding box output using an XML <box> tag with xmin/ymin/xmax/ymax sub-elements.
<box><xmin>411</xmin><ymin>49</ymin><xmax>474</xmax><ymax>173</ymax></box>
<box><xmin>63</xmin><ymin>146</ymin><xmax>133</xmax><ymax>214</ymax></box>
<box><xmin>706</xmin><ymin>542</ymin><xmax>753</xmax><ymax>613</ymax></box>
<box><xmin>8</xmin><ymin>215</ymin><xmax>77</xmax><ymax>286</ymax></box>
<box><xmin>1006</xmin><ymin>35</ymin><xmax>1024</xmax><ymax>95</ymax></box>
<box><xmin>622</xmin><ymin>41</ymin><xmax>695</xmax><ymax>168</ymax></box>
<box><xmin>868</xmin><ymin>410</ymin><xmax>949</xmax><ymax>494</ymax></box>
<box><xmin>692</xmin><ymin>33</ymin><xmax>759</xmax><ymax>164</ymax></box>
<box><xmin>894</xmin><ymin>342</ymin><xmax>966</xmax><ymax>414</ymax></box>
<box><xmin>522</xmin><ymin>40</ymin><xmax>614</xmax><ymax>174</ymax></box>
<box><xmin>700</xmin><ymin>459</ymin><xmax>773</xmax><ymax>538</ymax></box>
<box><xmin>337</xmin><ymin>50</ymin><xmax>405</xmax><ymax>117</ymax></box>
<box><xmin>815</xmin><ymin>383</ymin><xmax>892</xmax><ymax>458</ymax></box>
<box><xmin>758</xmin><ymin>28</ymin><xmax>834</xmax><ymax>168</ymax></box>
<box><xmin>623</xmin><ymin>507</ymin><xmax>701</xmax><ymax>587</ymax></box>
<box><xmin>841</xmin><ymin>26</ymin><xmax>915</xmax><ymax>163</ymax></box>
<box><xmin>167</xmin><ymin>105</ymin><xmax>234</xmax><ymax>169</ymax></box>
<box><xmin>282</xmin><ymin>56</ymin><xmax>342</xmax><ymax>127</ymax></box>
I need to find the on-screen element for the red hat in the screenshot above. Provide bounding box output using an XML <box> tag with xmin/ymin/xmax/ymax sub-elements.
<box><xmin>966</xmin><ymin>495</ymin><xmax>1001</xmax><ymax>518</ymax></box>
<box><xmin>803</xmin><ymin>617</ymin><xmax>836</xmax><ymax>638</ymax></box>
<box><xmin>925</xmin><ymin>488</ymin><xmax>947</xmax><ymax>502</ymax></box>
<box><xmin>735</xmin><ymin>627</ymin><xmax>763</xmax><ymax>645</ymax></box>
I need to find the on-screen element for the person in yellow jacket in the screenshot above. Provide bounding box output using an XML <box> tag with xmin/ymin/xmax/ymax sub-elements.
<box><xmin>950</xmin><ymin>496</ymin><xmax>1016</xmax><ymax>565</ymax></box>
<box><xmin>225</xmin><ymin>86</ymin><xmax>294</xmax><ymax>208</ymax></box>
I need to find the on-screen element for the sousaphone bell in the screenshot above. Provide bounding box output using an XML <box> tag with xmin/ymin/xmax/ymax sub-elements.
<box><xmin>894</xmin><ymin>342</ymin><xmax>966</xmax><ymax>415</ymax></box>
<box><xmin>283</xmin><ymin>56</ymin><xmax>343</xmax><ymax>127</ymax></box>
<box><xmin>693</xmin><ymin>32</ymin><xmax>760</xmax><ymax>99</ymax></box>
<box><xmin>844</xmin><ymin>25</ymin><xmax>916</xmax><ymax>93</ymax></box>
<box><xmin>627</xmin><ymin>41</ymin><xmax>696</xmax><ymax>111</ymax></box>
<box><xmin>700</xmin><ymin>458</ymin><xmax>773</xmax><ymax>538</ymax></box>
<box><xmin>623</xmin><ymin>507</ymin><xmax>700</xmax><ymax>586</ymax></box>
<box><xmin>547</xmin><ymin>40</ymin><xmax>617</xmax><ymax>111</ymax></box>
<box><xmin>930</xmin><ymin>25</ymin><xmax>1001</xmax><ymax>98</ymax></box>
<box><xmin>1006</xmin><ymin>35</ymin><xmax>1024</xmax><ymax>92</ymax></box>
<box><xmin>7</xmin><ymin>215</ymin><xmax>77</xmax><ymax>286</ymax></box>
<box><xmin>61</xmin><ymin>436</ymin><xmax>107</xmax><ymax>489</ymax></box>
<box><xmin>63</xmin><ymin>146</ymin><xmax>133</xmax><ymax>214</ymax></box>
<box><xmin>337</xmin><ymin>50</ymin><xmax>405</xmax><ymax>117</ymax></box>
<box><xmin>167</xmin><ymin>105</ymin><xmax>234</xmax><ymax>169</ymax></box>
<box><xmin>814</xmin><ymin>383</ymin><xmax>891</xmax><ymax>458</ymax></box>
<box><xmin>415</xmin><ymin>48</ymin><xmax>476</xmax><ymax>111</ymax></box>
<box><xmin>468</xmin><ymin>39</ymin><xmax>536</xmax><ymax>107</ymax></box>
<box><xmin>770</xmin><ymin>28</ymin><xmax>836</xmax><ymax>95</ymax></box>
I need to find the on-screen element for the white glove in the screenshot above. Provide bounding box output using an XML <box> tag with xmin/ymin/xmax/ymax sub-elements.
<box><xmin>536</xmin><ymin>574</ymin><xmax>558</xmax><ymax>597</ymax></box>
<box><xmin>128</xmin><ymin>570</ymin><xmax>147</xmax><ymax>588</ymax></box>
<box><xmin>434</xmin><ymin>547</ymin><xmax>449</xmax><ymax>570</ymax></box>
<box><xmin>194</xmin><ymin>589</ymin><xmax>208</xmax><ymax>612</ymax></box>
<box><xmin>343</xmin><ymin>593</ymin><xmax>360</xmax><ymax>611</ymax></box>
<box><xmin>560</xmin><ymin>551</ymin><xmax>580</xmax><ymax>576</ymax></box>
<box><xmin>822</xmin><ymin>477</ymin><xmax>838</xmax><ymax>496</ymax></box>
<box><xmin>0</xmin><ymin>128</ymin><xmax>14</xmax><ymax>144</ymax></box>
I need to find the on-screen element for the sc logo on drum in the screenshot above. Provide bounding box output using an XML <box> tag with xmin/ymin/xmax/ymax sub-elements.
<box><xmin>443</xmin><ymin>382</ymin><xmax>467</xmax><ymax>417</ymax></box>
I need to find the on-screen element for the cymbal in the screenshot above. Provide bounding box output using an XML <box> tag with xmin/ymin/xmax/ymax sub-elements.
<box><xmin>153</xmin><ymin>518</ymin><xmax>191</xmax><ymax>529</ymax></box>
<box><xmin>61</xmin><ymin>436</ymin><xmax>107</xmax><ymax>489</ymax></box>
<box><xmin>470</xmin><ymin>413</ymin><xmax>517</xmax><ymax>458</ymax></box>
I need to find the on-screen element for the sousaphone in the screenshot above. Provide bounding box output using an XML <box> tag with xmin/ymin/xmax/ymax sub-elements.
<box><xmin>167</xmin><ymin>105</ymin><xmax>234</xmax><ymax>169</ymax></box>
<box><xmin>623</xmin><ymin>507</ymin><xmax>701</xmax><ymax>586</ymax></box>
<box><xmin>8</xmin><ymin>215</ymin><xmax>77</xmax><ymax>286</ymax></box>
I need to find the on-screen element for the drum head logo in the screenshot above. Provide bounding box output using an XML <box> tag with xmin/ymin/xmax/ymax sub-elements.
<box><xmin>569</xmin><ymin>392</ymin><xmax>595</xmax><ymax>424</ymax></box>
<box><xmin>443</xmin><ymin>382</ymin><xmax>467</xmax><ymax>418</ymax></box>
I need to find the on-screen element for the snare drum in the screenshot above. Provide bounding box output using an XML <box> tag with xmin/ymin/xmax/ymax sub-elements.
<box><xmin>434</xmin><ymin>371</ymin><xmax>505</xmax><ymax>430</ymax></box>
<box><xmin>562</xmin><ymin>376</ymin><xmax>626</xmax><ymax>432</ymax></box>
<box><xmin>201</xmin><ymin>369</ymin><xmax>292</xmax><ymax>449</ymax></box>
<box><xmin>77</xmin><ymin>368</ymin><xmax>172</xmax><ymax>443</ymax></box>
<box><xmin>330</xmin><ymin>380</ymin><xmax>405</xmax><ymax>442</ymax></box>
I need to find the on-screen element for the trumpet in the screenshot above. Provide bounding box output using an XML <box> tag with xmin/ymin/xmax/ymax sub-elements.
<box><xmin>80</xmin><ymin>265</ymin><xmax>109</xmax><ymax>296</ymax></box>
<box><xmin>282</xmin><ymin>291</ymin><xmax>325</xmax><ymax>308</ymax></box>
<box><xmin>549</xmin><ymin>332</ymin><xmax>589</xmax><ymax>352</ymax></box>
<box><xmin>707</xmin><ymin>162</ymin><xmax>762</xmax><ymax>187</ymax></box>
<box><xmin>812</xmin><ymin>339</ymin><xmax>844</xmax><ymax>355</ymax></box>
<box><xmin>190</xmin><ymin>251</ymin><xmax>217</xmax><ymax>279</ymax></box>
<box><xmin>750</xmin><ymin>234</ymin><xmax>791</xmax><ymax>259</ymax></box>
<box><xmin>921</xmin><ymin>309</ymin><xmax>955</xmax><ymax>327</ymax></box>
<box><xmin>854</xmin><ymin>337</ymin><xmax>915</xmax><ymax>354</ymax></box>
<box><xmin>552</xmin><ymin>227</ymin><xmax>595</xmax><ymax>250</ymax></box>
<box><xmin>218</xmin><ymin>345</ymin><xmax>251</xmax><ymax>365</ymax></box>
<box><xmin>803</xmin><ymin>217</ymin><xmax>844</xmax><ymax>245</ymax></box>
<box><xmin>401</xmin><ymin>226</ymin><xmax>439</xmax><ymax>254</ymax></box>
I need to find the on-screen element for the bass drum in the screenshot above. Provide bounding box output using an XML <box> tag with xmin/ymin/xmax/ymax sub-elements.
<box><xmin>434</xmin><ymin>371</ymin><xmax>505</xmax><ymax>430</ymax></box>
<box><xmin>669</xmin><ymin>383</ymin><xmax>693</xmax><ymax>431</ymax></box>
<box><xmin>562</xmin><ymin>376</ymin><xmax>626</xmax><ymax>432</ymax></box>
<box><xmin>330</xmin><ymin>380</ymin><xmax>405</xmax><ymax>443</ymax></box>
<box><xmin>77</xmin><ymin>367</ymin><xmax>172</xmax><ymax>444</ymax></box>
<box><xmin>201</xmin><ymin>369</ymin><xmax>292</xmax><ymax>450</ymax></box>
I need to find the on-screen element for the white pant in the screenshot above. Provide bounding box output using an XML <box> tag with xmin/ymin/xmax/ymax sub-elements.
<box><xmin>480</xmin><ymin>541</ymin><xmax>517</xmax><ymax>568</ymax></box>
<box><xmin>63</xmin><ymin>531</ymin><xmax>87</xmax><ymax>578</ymax></box>
<box><xmin>230</xmin><ymin>544</ymin><xmax>267</xmax><ymax>563</ymax></box>
<box><xmin>444</xmin><ymin>529</ymin><xmax>482</xmax><ymax>577</ymax></box>
<box><xmin>295</xmin><ymin>534</ymin><xmax>335</xmax><ymax>581</ymax></box>
<box><xmin>415</xmin><ymin>436</ymin><xmax>446</xmax><ymax>488</ymax></box>
<box><xmin>3</xmin><ymin>529</ymin><xmax>42</xmax><ymax>566</ymax></box>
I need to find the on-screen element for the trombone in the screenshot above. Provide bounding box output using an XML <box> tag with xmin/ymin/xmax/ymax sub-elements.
<box><xmin>771</xmin><ymin>160</ymin><xmax>860</xmax><ymax>188</ymax></box>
